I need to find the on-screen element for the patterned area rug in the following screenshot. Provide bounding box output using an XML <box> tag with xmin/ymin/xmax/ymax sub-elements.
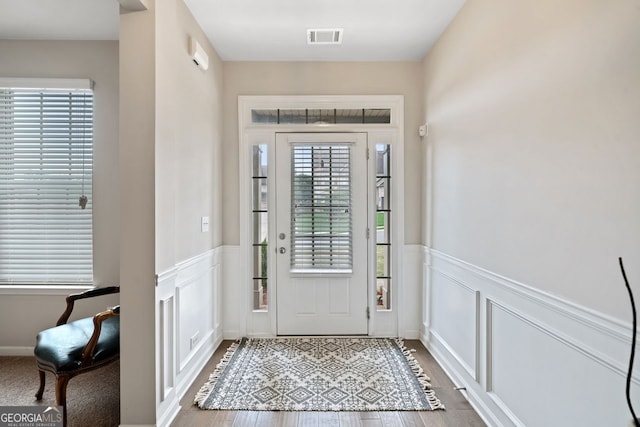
<box><xmin>194</xmin><ymin>337</ymin><xmax>444</xmax><ymax>411</ymax></box>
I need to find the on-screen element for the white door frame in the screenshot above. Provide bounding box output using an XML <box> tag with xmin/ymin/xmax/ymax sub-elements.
<box><xmin>238</xmin><ymin>95</ymin><xmax>405</xmax><ymax>337</ymax></box>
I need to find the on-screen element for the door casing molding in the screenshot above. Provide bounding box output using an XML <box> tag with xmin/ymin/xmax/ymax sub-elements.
<box><xmin>238</xmin><ymin>95</ymin><xmax>405</xmax><ymax>337</ymax></box>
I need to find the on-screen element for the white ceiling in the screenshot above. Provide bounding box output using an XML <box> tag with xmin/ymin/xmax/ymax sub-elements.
<box><xmin>0</xmin><ymin>0</ymin><xmax>466</xmax><ymax>62</ymax></box>
<box><xmin>183</xmin><ymin>0</ymin><xmax>466</xmax><ymax>61</ymax></box>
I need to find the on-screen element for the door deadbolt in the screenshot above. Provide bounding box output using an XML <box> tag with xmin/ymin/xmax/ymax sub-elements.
<box><xmin>279</xmin><ymin>233</ymin><xmax>286</xmax><ymax>240</ymax></box>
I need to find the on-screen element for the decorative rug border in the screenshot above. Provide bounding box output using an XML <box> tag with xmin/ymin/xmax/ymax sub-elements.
<box><xmin>194</xmin><ymin>337</ymin><xmax>445</xmax><ymax>411</ymax></box>
<box><xmin>394</xmin><ymin>338</ymin><xmax>445</xmax><ymax>410</ymax></box>
<box><xmin>194</xmin><ymin>340</ymin><xmax>241</xmax><ymax>408</ymax></box>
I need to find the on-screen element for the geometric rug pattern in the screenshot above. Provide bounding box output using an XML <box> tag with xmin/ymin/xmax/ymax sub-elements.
<box><xmin>194</xmin><ymin>337</ymin><xmax>444</xmax><ymax>411</ymax></box>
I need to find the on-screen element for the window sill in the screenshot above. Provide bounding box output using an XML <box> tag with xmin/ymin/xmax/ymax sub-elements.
<box><xmin>290</xmin><ymin>269</ymin><xmax>353</xmax><ymax>278</ymax></box>
<box><xmin>0</xmin><ymin>284</ymin><xmax>95</xmax><ymax>296</ymax></box>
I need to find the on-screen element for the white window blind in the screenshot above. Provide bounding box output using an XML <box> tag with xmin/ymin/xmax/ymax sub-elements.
<box><xmin>0</xmin><ymin>82</ymin><xmax>93</xmax><ymax>283</ymax></box>
<box><xmin>290</xmin><ymin>145</ymin><xmax>352</xmax><ymax>271</ymax></box>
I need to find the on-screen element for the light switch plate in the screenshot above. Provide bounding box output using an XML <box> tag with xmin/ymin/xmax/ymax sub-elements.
<box><xmin>201</xmin><ymin>216</ymin><xmax>209</xmax><ymax>232</ymax></box>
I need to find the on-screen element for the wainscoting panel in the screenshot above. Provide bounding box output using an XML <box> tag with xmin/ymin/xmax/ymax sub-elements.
<box><xmin>156</xmin><ymin>248</ymin><xmax>223</xmax><ymax>427</ymax></box>
<box><xmin>429</xmin><ymin>267</ymin><xmax>479</xmax><ymax>380</ymax></box>
<box><xmin>488</xmin><ymin>300</ymin><xmax>633</xmax><ymax>426</ymax></box>
<box><xmin>176</xmin><ymin>267</ymin><xmax>214</xmax><ymax>371</ymax></box>
<box><xmin>398</xmin><ymin>245</ymin><xmax>423</xmax><ymax>339</ymax></box>
<box><xmin>422</xmin><ymin>248</ymin><xmax>640</xmax><ymax>427</ymax></box>
<box><xmin>222</xmin><ymin>245</ymin><xmax>245</xmax><ymax>338</ymax></box>
<box><xmin>158</xmin><ymin>295</ymin><xmax>175</xmax><ymax>402</ymax></box>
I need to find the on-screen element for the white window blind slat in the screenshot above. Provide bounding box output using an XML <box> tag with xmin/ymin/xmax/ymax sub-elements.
<box><xmin>290</xmin><ymin>145</ymin><xmax>353</xmax><ymax>271</ymax></box>
<box><xmin>0</xmin><ymin>86</ymin><xmax>93</xmax><ymax>284</ymax></box>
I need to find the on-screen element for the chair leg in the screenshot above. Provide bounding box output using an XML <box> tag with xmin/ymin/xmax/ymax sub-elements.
<box><xmin>35</xmin><ymin>370</ymin><xmax>45</xmax><ymax>400</ymax></box>
<box><xmin>55</xmin><ymin>375</ymin><xmax>70</xmax><ymax>427</ymax></box>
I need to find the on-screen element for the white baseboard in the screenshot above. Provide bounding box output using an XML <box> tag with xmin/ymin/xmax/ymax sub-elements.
<box><xmin>155</xmin><ymin>403</ymin><xmax>179</xmax><ymax>427</ymax></box>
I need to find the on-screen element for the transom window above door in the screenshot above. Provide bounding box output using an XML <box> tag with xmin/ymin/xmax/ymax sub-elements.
<box><xmin>251</xmin><ymin>108</ymin><xmax>391</xmax><ymax>125</ymax></box>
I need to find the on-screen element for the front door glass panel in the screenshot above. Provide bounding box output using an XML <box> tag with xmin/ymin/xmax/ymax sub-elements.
<box><xmin>290</xmin><ymin>145</ymin><xmax>352</xmax><ymax>273</ymax></box>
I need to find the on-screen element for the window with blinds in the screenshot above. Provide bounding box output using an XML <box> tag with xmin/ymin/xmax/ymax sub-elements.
<box><xmin>290</xmin><ymin>145</ymin><xmax>352</xmax><ymax>272</ymax></box>
<box><xmin>0</xmin><ymin>84</ymin><xmax>93</xmax><ymax>283</ymax></box>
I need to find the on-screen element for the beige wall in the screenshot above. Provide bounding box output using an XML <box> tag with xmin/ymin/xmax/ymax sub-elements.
<box><xmin>423</xmin><ymin>0</ymin><xmax>640</xmax><ymax>320</ymax></box>
<box><xmin>0</xmin><ymin>40</ymin><xmax>120</xmax><ymax>346</ymax></box>
<box><xmin>155</xmin><ymin>0</ymin><xmax>224</xmax><ymax>272</ymax></box>
<box><xmin>222</xmin><ymin>61</ymin><xmax>425</xmax><ymax>245</ymax></box>
<box><xmin>119</xmin><ymin>2</ymin><xmax>157</xmax><ymax>424</ymax></box>
<box><xmin>119</xmin><ymin>0</ymin><xmax>224</xmax><ymax>424</ymax></box>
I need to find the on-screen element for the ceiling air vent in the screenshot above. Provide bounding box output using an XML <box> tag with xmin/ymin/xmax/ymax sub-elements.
<box><xmin>307</xmin><ymin>28</ymin><xmax>343</xmax><ymax>45</ymax></box>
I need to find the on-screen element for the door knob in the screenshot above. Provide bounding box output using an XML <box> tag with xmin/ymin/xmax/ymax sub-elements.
<box><xmin>279</xmin><ymin>247</ymin><xmax>287</xmax><ymax>254</ymax></box>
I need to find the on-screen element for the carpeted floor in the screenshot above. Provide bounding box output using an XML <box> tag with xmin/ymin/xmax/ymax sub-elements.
<box><xmin>0</xmin><ymin>356</ymin><xmax>120</xmax><ymax>427</ymax></box>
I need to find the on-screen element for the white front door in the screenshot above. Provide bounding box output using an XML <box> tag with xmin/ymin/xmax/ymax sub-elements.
<box><xmin>275</xmin><ymin>133</ymin><xmax>369</xmax><ymax>335</ymax></box>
